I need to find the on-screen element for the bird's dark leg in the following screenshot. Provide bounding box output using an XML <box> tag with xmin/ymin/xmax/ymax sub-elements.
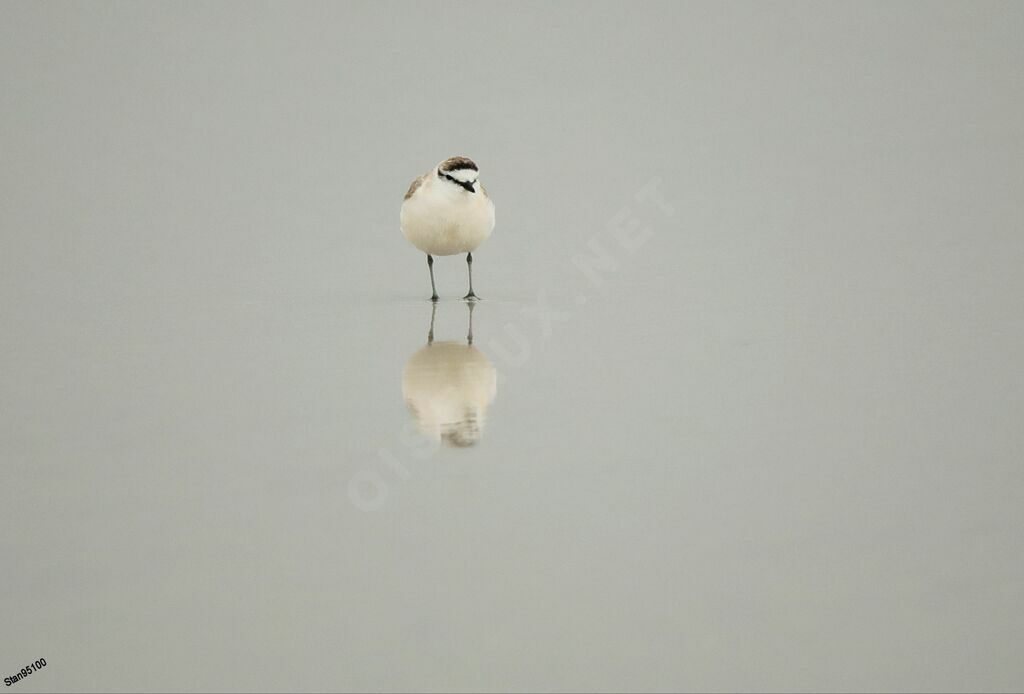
<box><xmin>427</xmin><ymin>254</ymin><xmax>438</xmax><ymax>302</ymax></box>
<box><xmin>427</xmin><ymin>301</ymin><xmax>437</xmax><ymax>345</ymax></box>
<box><xmin>466</xmin><ymin>300</ymin><xmax>475</xmax><ymax>345</ymax></box>
<box><xmin>462</xmin><ymin>252</ymin><xmax>479</xmax><ymax>301</ymax></box>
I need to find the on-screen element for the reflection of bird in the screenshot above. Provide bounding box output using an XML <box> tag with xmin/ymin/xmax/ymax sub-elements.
<box><xmin>402</xmin><ymin>303</ymin><xmax>497</xmax><ymax>447</ymax></box>
<box><xmin>400</xmin><ymin>156</ymin><xmax>495</xmax><ymax>302</ymax></box>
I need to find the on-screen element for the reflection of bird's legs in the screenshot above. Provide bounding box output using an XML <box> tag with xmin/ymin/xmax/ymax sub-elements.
<box><xmin>466</xmin><ymin>300</ymin><xmax>475</xmax><ymax>345</ymax></box>
<box><xmin>462</xmin><ymin>252</ymin><xmax>479</xmax><ymax>301</ymax></box>
<box><xmin>427</xmin><ymin>254</ymin><xmax>438</xmax><ymax>302</ymax></box>
<box><xmin>427</xmin><ymin>301</ymin><xmax>437</xmax><ymax>345</ymax></box>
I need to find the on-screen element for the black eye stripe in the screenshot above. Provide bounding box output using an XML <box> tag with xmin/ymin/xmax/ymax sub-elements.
<box><xmin>440</xmin><ymin>171</ymin><xmax>474</xmax><ymax>183</ymax></box>
<box><xmin>438</xmin><ymin>170</ymin><xmax>477</xmax><ymax>192</ymax></box>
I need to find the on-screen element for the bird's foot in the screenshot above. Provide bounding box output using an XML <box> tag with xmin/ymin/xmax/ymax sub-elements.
<box><xmin>462</xmin><ymin>292</ymin><xmax>480</xmax><ymax>301</ymax></box>
<box><xmin>430</xmin><ymin>294</ymin><xmax>439</xmax><ymax>303</ymax></box>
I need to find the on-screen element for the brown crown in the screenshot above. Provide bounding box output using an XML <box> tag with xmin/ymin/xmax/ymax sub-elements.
<box><xmin>439</xmin><ymin>156</ymin><xmax>478</xmax><ymax>173</ymax></box>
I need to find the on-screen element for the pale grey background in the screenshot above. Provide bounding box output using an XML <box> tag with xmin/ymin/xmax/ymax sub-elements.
<box><xmin>1</xmin><ymin>1</ymin><xmax>1022</xmax><ymax>692</ymax></box>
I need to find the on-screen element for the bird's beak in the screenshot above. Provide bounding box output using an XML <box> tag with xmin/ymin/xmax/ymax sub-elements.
<box><xmin>462</xmin><ymin>182</ymin><xmax>476</xmax><ymax>193</ymax></box>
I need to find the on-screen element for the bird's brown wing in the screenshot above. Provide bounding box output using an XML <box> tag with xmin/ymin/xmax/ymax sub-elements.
<box><xmin>404</xmin><ymin>174</ymin><xmax>426</xmax><ymax>200</ymax></box>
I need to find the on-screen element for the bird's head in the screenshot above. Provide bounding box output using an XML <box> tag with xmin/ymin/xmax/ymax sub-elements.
<box><xmin>437</xmin><ymin>156</ymin><xmax>480</xmax><ymax>193</ymax></box>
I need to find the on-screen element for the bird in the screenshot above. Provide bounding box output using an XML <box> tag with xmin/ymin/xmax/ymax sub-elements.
<box><xmin>400</xmin><ymin>156</ymin><xmax>495</xmax><ymax>302</ymax></box>
<box><xmin>403</xmin><ymin>302</ymin><xmax>497</xmax><ymax>447</ymax></box>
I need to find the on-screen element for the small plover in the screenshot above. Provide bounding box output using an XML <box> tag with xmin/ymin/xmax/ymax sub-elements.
<box><xmin>401</xmin><ymin>156</ymin><xmax>495</xmax><ymax>301</ymax></box>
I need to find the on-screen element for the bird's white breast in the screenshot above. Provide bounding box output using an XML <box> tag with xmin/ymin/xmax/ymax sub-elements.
<box><xmin>401</xmin><ymin>176</ymin><xmax>495</xmax><ymax>256</ymax></box>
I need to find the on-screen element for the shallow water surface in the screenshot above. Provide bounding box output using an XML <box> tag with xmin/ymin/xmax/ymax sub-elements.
<box><xmin>2</xmin><ymin>2</ymin><xmax>1023</xmax><ymax>692</ymax></box>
